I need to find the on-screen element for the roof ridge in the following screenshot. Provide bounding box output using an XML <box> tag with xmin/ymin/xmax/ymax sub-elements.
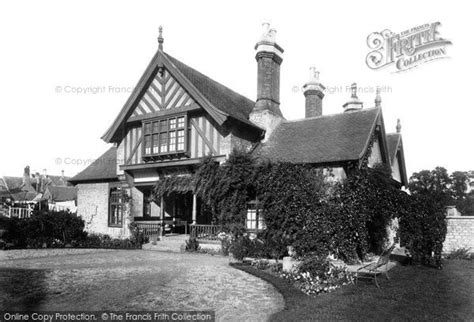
<box><xmin>282</xmin><ymin>107</ymin><xmax>381</xmax><ymax>124</ymax></box>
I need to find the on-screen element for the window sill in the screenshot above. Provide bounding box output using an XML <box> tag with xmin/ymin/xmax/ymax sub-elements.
<box><xmin>143</xmin><ymin>151</ymin><xmax>188</xmax><ymax>161</ymax></box>
<box><xmin>108</xmin><ymin>224</ymin><xmax>123</xmax><ymax>228</ymax></box>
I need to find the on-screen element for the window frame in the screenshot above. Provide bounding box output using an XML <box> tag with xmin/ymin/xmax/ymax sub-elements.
<box><xmin>142</xmin><ymin>114</ymin><xmax>188</xmax><ymax>159</ymax></box>
<box><xmin>108</xmin><ymin>187</ymin><xmax>124</xmax><ymax>227</ymax></box>
<box><xmin>246</xmin><ymin>200</ymin><xmax>265</xmax><ymax>232</ymax></box>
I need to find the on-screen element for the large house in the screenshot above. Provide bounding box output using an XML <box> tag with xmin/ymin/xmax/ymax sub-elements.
<box><xmin>70</xmin><ymin>24</ymin><xmax>407</xmax><ymax>239</ymax></box>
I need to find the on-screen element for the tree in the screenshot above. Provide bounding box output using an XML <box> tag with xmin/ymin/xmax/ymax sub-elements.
<box><xmin>408</xmin><ymin>167</ymin><xmax>452</xmax><ymax>205</ymax></box>
<box><xmin>451</xmin><ymin>171</ymin><xmax>468</xmax><ymax>200</ymax></box>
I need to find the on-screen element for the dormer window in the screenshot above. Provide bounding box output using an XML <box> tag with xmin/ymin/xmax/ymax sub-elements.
<box><xmin>143</xmin><ymin>115</ymin><xmax>187</xmax><ymax>159</ymax></box>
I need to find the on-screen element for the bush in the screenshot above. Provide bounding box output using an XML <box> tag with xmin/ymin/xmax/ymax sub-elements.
<box><xmin>129</xmin><ymin>222</ymin><xmax>149</xmax><ymax>246</ymax></box>
<box><xmin>1</xmin><ymin>210</ymin><xmax>144</xmax><ymax>249</ymax></box>
<box><xmin>399</xmin><ymin>194</ymin><xmax>447</xmax><ymax>268</ymax></box>
<box><xmin>229</xmin><ymin>235</ymin><xmax>267</xmax><ymax>260</ymax></box>
<box><xmin>72</xmin><ymin>233</ymin><xmax>140</xmax><ymax>249</ymax></box>
<box><xmin>445</xmin><ymin>248</ymin><xmax>473</xmax><ymax>260</ymax></box>
<box><xmin>185</xmin><ymin>237</ymin><xmax>200</xmax><ymax>252</ymax></box>
<box><xmin>3</xmin><ymin>210</ymin><xmax>87</xmax><ymax>248</ymax></box>
<box><xmin>218</xmin><ymin>232</ymin><xmax>232</xmax><ymax>256</ymax></box>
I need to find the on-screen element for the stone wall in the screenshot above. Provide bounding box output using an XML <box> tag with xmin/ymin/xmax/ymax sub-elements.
<box><xmin>443</xmin><ymin>216</ymin><xmax>474</xmax><ymax>253</ymax></box>
<box><xmin>76</xmin><ymin>182</ymin><xmax>131</xmax><ymax>239</ymax></box>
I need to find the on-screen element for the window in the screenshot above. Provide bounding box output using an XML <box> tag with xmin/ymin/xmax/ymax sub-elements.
<box><xmin>246</xmin><ymin>201</ymin><xmax>265</xmax><ymax>231</ymax></box>
<box><xmin>109</xmin><ymin>188</ymin><xmax>124</xmax><ymax>227</ymax></box>
<box><xmin>143</xmin><ymin>115</ymin><xmax>187</xmax><ymax>157</ymax></box>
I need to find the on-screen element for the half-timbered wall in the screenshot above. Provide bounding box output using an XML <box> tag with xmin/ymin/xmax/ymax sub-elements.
<box><xmin>189</xmin><ymin>115</ymin><xmax>223</xmax><ymax>158</ymax></box>
<box><xmin>129</xmin><ymin>69</ymin><xmax>196</xmax><ymax>119</ymax></box>
<box><xmin>118</xmin><ymin>114</ymin><xmax>226</xmax><ymax>167</ymax></box>
<box><xmin>115</xmin><ymin>66</ymin><xmax>253</xmax><ymax>170</ymax></box>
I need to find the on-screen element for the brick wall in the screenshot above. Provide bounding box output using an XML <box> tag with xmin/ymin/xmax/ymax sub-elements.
<box><xmin>76</xmin><ymin>183</ymin><xmax>131</xmax><ymax>239</ymax></box>
<box><xmin>443</xmin><ymin>216</ymin><xmax>474</xmax><ymax>253</ymax></box>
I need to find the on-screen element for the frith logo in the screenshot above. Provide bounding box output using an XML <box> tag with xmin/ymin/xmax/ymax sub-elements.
<box><xmin>366</xmin><ymin>22</ymin><xmax>452</xmax><ymax>73</ymax></box>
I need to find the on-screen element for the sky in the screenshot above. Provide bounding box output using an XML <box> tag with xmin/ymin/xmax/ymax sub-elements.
<box><xmin>0</xmin><ymin>0</ymin><xmax>472</xmax><ymax>179</ymax></box>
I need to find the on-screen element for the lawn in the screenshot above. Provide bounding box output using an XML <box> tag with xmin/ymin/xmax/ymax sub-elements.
<box><xmin>233</xmin><ymin>260</ymin><xmax>474</xmax><ymax>321</ymax></box>
<box><xmin>0</xmin><ymin>250</ymin><xmax>283</xmax><ymax>321</ymax></box>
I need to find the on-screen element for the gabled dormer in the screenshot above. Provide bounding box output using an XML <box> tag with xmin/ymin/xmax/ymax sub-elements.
<box><xmin>101</xmin><ymin>28</ymin><xmax>264</xmax><ymax>176</ymax></box>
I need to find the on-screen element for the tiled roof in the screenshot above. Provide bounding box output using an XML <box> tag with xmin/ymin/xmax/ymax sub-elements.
<box><xmin>43</xmin><ymin>186</ymin><xmax>78</xmax><ymax>202</ymax></box>
<box><xmin>69</xmin><ymin>147</ymin><xmax>118</xmax><ymax>183</ymax></box>
<box><xmin>2</xmin><ymin>176</ymin><xmax>23</xmax><ymax>190</ymax></box>
<box><xmin>253</xmin><ymin>108</ymin><xmax>381</xmax><ymax>164</ymax></box>
<box><xmin>48</xmin><ymin>175</ymin><xmax>72</xmax><ymax>187</ymax></box>
<box><xmin>9</xmin><ymin>191</ymin><xmax>39</xmax><ymax>202</ymax></box>
<box><xmin>386</xmin><ymin>133</ymin><xmax>401</xmax><ymax>163</ymax></box>
<box><xmin>102</xmin><ymin>51</ymin><xmax>263</xmax><ymax>143</ymax></box>
<box><xmin>165</xmin><ymin>53</ymin><xmax>257</xmax><ymax>127</ymax></box>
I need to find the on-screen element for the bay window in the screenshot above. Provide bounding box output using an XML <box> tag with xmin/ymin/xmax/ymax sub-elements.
<box><xmin>143</xmin><ymin>115</ymin><xmax>187</xmax><ymax>158</ymax></box>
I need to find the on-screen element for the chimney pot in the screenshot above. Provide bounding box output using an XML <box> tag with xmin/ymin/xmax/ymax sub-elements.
<box><xmin>303</xmin><ymin>67</ymin><xmax>325</xmax><ymax>118</ymax></box>
<box><xmin>396</xmin><ymin>119</ymin><xmax>402</xmax><ymax>133</ymax></box>
<box><xmin>343</xmin><ymin>82</ymin><xmax>363</xmax><ymax>112</ymax></box>
<box><xmin>375</xmin><ymin>86</ymin><xmax>382</xmax><ymax>108</ymax></box>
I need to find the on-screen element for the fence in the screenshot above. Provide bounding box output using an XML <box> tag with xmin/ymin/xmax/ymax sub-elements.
<box><xmin>134</xmin><ymin>222</ymin><xmax>162</xmax><ymax>239</ymax></box>
<box><xmin>190</xmin><ymin>224</ymin><xmax>220</xmax><ymax>242</ymax></box>
<box><xmin>7</xmin><ymin>207</ymin><xmax>32</xmax><ymax>219</ymax></box>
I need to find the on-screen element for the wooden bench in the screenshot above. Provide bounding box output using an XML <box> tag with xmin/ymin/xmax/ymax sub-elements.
<box><xmin>356</xmin><ymin>244</ymin><xmax>396</xmax><ymax>288</ymax></box>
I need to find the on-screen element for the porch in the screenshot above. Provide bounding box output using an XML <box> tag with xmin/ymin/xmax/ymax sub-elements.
<box><xmin>134</xmin><ymin>222</ymin><xmax>220</xmax><ymax>243</ymax></box>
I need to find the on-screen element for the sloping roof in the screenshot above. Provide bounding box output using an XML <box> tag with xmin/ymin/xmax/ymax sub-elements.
<box><xmin>102</xmin><ymin>50</ymin><xmax>263</xmax><ymax>143</ymax></box>
<box><xmin>43</xmin><ymin>186</ymin><xmax>78</xmax><ymax>202</ymax></box>
<box><xmin>2</xmin><ymin>176</ymin><xmax>23</xmax><ymax>190</ymax></box>
<box><xmin>165</xmin><ymin>53</ymin><xmax>257</xmax><ymax>127</ymax></box>
<box><xmin>253</xmin><ymin>108</ymin><xmax>381</xmax><ymax>164</ymax></box>
<box><xmin>48</xmin><ymin>175</ymin><xmax>72</xmax><ymax>187</ymax></box>
<box><xmin>9</xmin><ymin>191</ymin><xmax>39</xmax><ymax>202</ymax></box>
<box><xmin>69</xmin><ymin>147</ymin><xmax>118</xmax><ymax>184</ymax></box>
<box><xmin>386</xmin><ymin>133</ymin><xmax>401</xmax><ymax>163</ymax></box>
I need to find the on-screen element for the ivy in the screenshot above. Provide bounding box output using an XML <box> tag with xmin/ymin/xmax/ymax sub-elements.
<box><xmin>154</xmin><ymin>174</ymin><xmax>195</xmax><ymax>198</ymax></box>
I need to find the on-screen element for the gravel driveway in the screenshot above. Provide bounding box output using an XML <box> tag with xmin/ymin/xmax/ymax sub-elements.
<box><xmin>0</xmin><ymin>249</ymin><xmax>284</xmax><ymax>321</ymax></box>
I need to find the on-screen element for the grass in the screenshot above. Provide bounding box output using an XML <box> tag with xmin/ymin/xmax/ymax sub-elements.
<box><xmin>232</xmin><ymin>260</ymin><xmax>474</xmax><ymax>321</ymax></box>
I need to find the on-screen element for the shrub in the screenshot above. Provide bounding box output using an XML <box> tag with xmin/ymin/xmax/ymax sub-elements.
<box><xmin>3</xmin><ymin>210</ymin><xmax>87</xmax><ymax>248</ymax></box>
<box><xmin>129</xmin><ymin>222</ymin><xmax>149</xmax><ymax>246</ymax></box>
<box><xmin>445</xmin><ymin>248</ymin><xmax>473</xmax><ymax>260</ymax></box>
<box><xmin>399</xmin><ymin>194</ymin><xmax>447</xmax><ymax>268</ymax></box>
<box><xmin>72</xmin><ymin>233</ymin><xmax>140</xmax><ymax>249</ymax></box>
<box><xmin>218</xmin><ymin>232</ymin><xmax>232</xmax><ymax>256</ymax></box>
<box><xmin>229</xmin><ymin>235</ymin><xmax>268</xmax><ymax>260</ymax></box>
<box><xmin>1</xmin><ymin>209</ymin><xmax>146</xmax><ymax>249</ymax></box>
<box><xmin>185</xmin><ymin>237</ymin><xmax>200</xmax><ymax>252</ymax></box>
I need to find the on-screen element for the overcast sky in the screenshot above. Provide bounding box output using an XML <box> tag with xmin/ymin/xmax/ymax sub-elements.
<box><xmin>0</xmin><ymin>0</ymin><xmax>472</xmax><ymax>179</ymax></box>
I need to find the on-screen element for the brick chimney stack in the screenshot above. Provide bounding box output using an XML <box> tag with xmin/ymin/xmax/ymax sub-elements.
<box><xmin>250</xmin><ymin>22</ymin><xmax>285</xmax><ymax>141</ymax></box>
<box><xmin>303</xmin><ymin>67</ymin><xmax>325</xmax><ymax>118</ymax></box>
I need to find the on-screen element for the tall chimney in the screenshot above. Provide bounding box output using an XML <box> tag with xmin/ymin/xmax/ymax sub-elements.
<box><xmin>303</xmin><ymin>67</ymin><xmax>325</xmax><ymax>118</ymax></box>
<box><xmin>250</xmin><ymin>23</ymin><xmax>285</xmax><ymax>141</ymax></box>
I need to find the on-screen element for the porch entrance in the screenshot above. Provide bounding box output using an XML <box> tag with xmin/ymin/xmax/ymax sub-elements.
<box><xmin>135</xmin><ymin>185</ymin><xmax>213</xmax><ymax>237</ymax></box>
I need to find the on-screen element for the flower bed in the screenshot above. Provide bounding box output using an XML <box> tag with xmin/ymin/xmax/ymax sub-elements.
<box><xmin>248</xmin><ymin>255</ymin><xmax>354</xmax><ymax>296</ymax></box>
